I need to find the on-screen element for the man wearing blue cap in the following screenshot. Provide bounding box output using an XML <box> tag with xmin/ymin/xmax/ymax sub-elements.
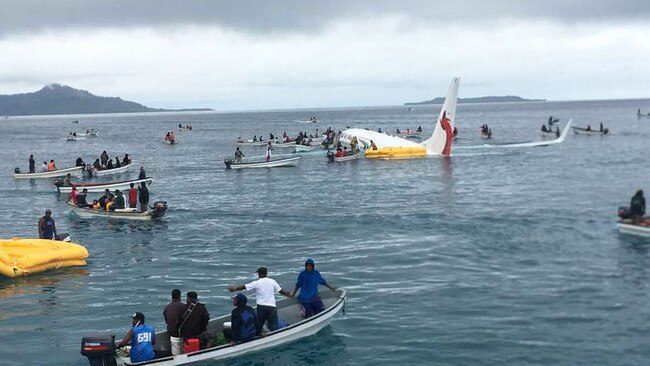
<box><xmin>289</xmin><ymin>258</ymin><xmax>337</xmax><ymax>318</ymax></box>
<box><xmin>118</xmin><ymin>312</ymin><xmax>156</xmax><ymax>363</ymax></box>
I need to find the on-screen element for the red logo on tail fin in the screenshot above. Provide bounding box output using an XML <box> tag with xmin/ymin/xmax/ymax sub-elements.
<box><xmin>439</xmin><ymin>111</ymin><xmax>452</xmax><ymax>156</ymax></box>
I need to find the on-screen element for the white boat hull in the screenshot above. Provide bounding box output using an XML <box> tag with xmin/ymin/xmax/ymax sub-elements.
<box><xmin>332</xmin><ymin>152</ymin><xmax>362</xmax><ymax>162</ymax></box>
<box><xmin>68</xmin><ymin>202</ymin><xmax>164</xmax><ymax>221</ymax></box>
<box><xmin>91</xmin><ymin>163</ymin><xmax>132</xmax><ymax>177</ymax></box>
<box><xmin>14</xmin><ymin>166</ymin><xmax>84</xmax><ymax>179</ymax></box>
<box><xmin>294</xmin><ymin>145</ymin><xmax>316</xmax><ymax>152</ymax></box>
<box><xmin>226</xmin><ymin>157</ymin><xmax>301</xmax><ymax>169</ymax></box>
<box><xmin>617</xmin><ymin>222</ymin><xmax>650</xmax><ymax>237</ymax></box>
<box><xmin>572</xmin><ymin>127</ymin><xmax>608</xmax><ymax>135</ymax></box>
<box><xmin>56</xmin><ymin>178</ymin><xmax>153</xmax><ymax>194</ymax></box>
<box><xmin>112</xmin><ymin>289</ymin><xmax>347</xmax><ymax>366</ymax></box>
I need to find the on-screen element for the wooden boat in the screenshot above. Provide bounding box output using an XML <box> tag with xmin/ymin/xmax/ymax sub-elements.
<box><xmin>68</xmin><ymin>201</ymin><xmax>167</xmax><ymax>221</ymax></box>
<box><xmin>0</xmin><ymin>238</ymin><xmax>88</xmax><ymax>277</ymax></box>
<box><xmin>55</xmin><ymin>177</ymin><xmax>153</xmax><ymax>194</ymax></box>
<box><xmin>224</xmin><ymin>156</ymin><xmax>301</xmax><ymax>169</ymax></box>
<box><xmin>89</xmin><ymin>163</ymin><xmax>133</xmax><ymax>177</ymax></box>
<box><xmin>80</xmin><ymin>289</ymin><xmax>347</xmax><ymax>366</ymax></box>
<box><xmin>14</xmin><ymin>165</ymin><xmax>84</xmax><ymax>180</ymax></box>
<box><xmin>571</xmin><ymin>126</ymin><xmax>608</xmax><ymax>135</ymax></box>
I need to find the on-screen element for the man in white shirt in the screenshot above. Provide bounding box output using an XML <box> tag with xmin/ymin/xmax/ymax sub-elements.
<box><xmin>228</xmin><ymin>267</ymin><xmax>292</xmax><ymax>335</ymax></box>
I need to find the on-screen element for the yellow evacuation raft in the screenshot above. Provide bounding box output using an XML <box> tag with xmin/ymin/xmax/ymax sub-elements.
<box><xmin>364</xmin><ymin>146</ymin><xmax>427</xmax><ymax>159</ymax></box>
<box><xmin>0</xmin><ymin>238</ymin><xmax>89</xmax><ymax>278</ymax></box>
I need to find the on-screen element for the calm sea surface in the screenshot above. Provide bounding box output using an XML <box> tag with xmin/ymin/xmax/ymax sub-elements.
<box><xmin>0</xmin><ymin>99</ymin><xmax>649</xmax><ymax>365</ymax></box>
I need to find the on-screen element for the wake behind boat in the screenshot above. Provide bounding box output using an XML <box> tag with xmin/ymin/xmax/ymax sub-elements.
<box><xmin>80</xmin><ymin>289</ymin><xmax>347</xmax><ymax>366</ymax></box>
<box><xmin>224</xmin><ymin>156</ymin><xmax>301</xmax><ymax>169</ymax></box>
<box><xmin>14</xmin><ymin>165</ymin><xmax>84</xmax><ymax>180</ymax></box>
<box><xmin>68</xmin><ymin>201</ymin><xmax>167</xmax><ymax>221</ymax></box>
<box><xmin>55</xmin><ymin>177</ymin><xmax>153</xmax><ymax>194</ymax></box>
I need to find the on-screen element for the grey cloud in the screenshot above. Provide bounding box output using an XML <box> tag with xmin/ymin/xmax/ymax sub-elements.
<box><xmin>2</xmin><ymin>0</ymin><xmax>650</xmax><ymax>38</ymax></box>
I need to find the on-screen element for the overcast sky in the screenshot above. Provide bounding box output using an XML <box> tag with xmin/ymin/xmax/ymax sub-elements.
<box><xmin>1</xmin><ymin>0</ymin><xmax>650</xmax><ymax>110</ymax></box>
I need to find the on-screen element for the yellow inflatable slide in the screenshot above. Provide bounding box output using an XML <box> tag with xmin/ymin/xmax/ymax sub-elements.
<box><xmin>0</xmin><ymin>238</ymin><xmax>89</xmax><ymax>278</ymax></box>
<box><xmin>365</xmin><ymin>146</ymin><xmax>427</xmax><ymax>159</ymax></box>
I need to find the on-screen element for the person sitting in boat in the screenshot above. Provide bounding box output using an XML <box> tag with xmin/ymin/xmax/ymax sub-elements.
<box><xmin>40</xmin><ymin>161</ymin><xmax>48</xmax><ymax>172</ymax></box>
<box><xmin>289</xmin><ymin>258</ymin><xmax>337</xmax><ymax>318</ymax></box>
<box><xmin>110</xmin><ymin>190</ymin><xmax>126</xmax><ymax>211</ymax></box>
<box><xmin>488</xmin><ymin>128</ymin><xmax>492</xmax><ymax>137</ymax></box>
<box><xmin>106</xmin><ymin>159</ymin><xmax>114</xmax><ymax>170</ymax></box>
<box><xmin>335</xmin><ymin>147</ymin><xmax>342</xmax><ymax>158</ymax></box>
<box><xmin>224</xmin><ymin>293</ymin><xmax>257</xmax><ymax>345</ymax></box>
<box><xmin>91</xmin><ymin>199</ymin><xmax>101</xmax><ymax>209</ymax></box>
<box><xmin>396</xmin><ymin>128</ymin><xmax>401</xmax><ymax>135</ymax></box>
<box><xmin>38</xmin><ymin>209</ymin><xmax>57</xmax><ymax>240</ymax></box>
<box><xmin>178</xmin><ymin>291</ymin><xmax>211</xmax><ymax>349</ymax></box>
<box><xmin>122</xmin><ymin>154</ymin><xmax>130</xmax><ymax>166</ymax></box>
<box><xmin>75</xmin><ymin>157</ymin><xmax>85</xmax><ymax>168</ymax></box>
<box><xmin>99</xmin><ymin>189</ymin><xmax>114</xmax><ymax>209</ymax></box>
<box><xmin>93</xmin><ymin>159</ymin><xmax>101</xmax><ymax>171</ymax></box>
<box><xmin>252</xmin><ymin>135</ymin><xmax>258</xmax><ymax>142</ymax></box>
<box><xmin>630</xmin><ymin>190</ymin><xmax>646</xmax><ymax>224</ymax></box>
<box><xmin>237</xmin><ymin>136</ymin><xmax>244</xmax><ymax>143</ymax></box>
<box><xmin>259</xmin><ymin>134</ymin><xmax>264</xmax><ymax>142</ymax></box>
<box><xmin>63</xmin><ymin>173</ymin><xmax>73</xmax><ymax>187</ymax></box>
<box><xmin>117</xmin><ymin>312</ymin><xmax>156</xmax><ymax>364</ymax></box>
<box><xmin>77</xmin><ymin>188</ymin><xmax>90</xmax><ymax>208</ymax></box>
<box><xmin>48</xmin><ymin>159</ymin><xmax>56</xmax><ymax>171</ymax></box>
<box><xmin>234</xmin><ymin>147</ymin><xmax>245</xmax><ymax>163</ymax></box>
<box><xmin>370</xmin><ymin>140</ymin><xmax>378</xmax><ymax>150</ymax></box>
<box><xmin>69</xmin><ymin>186</ymin><xmax>79</xmax><ymax>205</ymax></box>
<box><xmin>417</xmin><ymin>125</ymin><xmax>422</xmax><ymax>133</ymax></box>
<box><xmin>114</xmin><ymin>157</ymin><xmax>122</xmax><ymax>168</ymax></box>
<box><xmin>541</xmin><ymin>124</ymin><xmax>548</xmax><ymax>132</ymax></box>
<box><xmin>128</xmin><ymin>183</ymin><xmax>138</xmax><ymax>209</ymax></box>
<box><xmin>586</xmin><ymin>125</ymin><xmax>591</xmax><ymax>131</ymax></box>
<box><xmin>342</xmin><ymin>147</ymin><xmax>348</xmax><ymax>157</ymax></box>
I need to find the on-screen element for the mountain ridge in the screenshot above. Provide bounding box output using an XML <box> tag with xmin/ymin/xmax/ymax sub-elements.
<box><xmin>405</xmin><ymin>95</ymin><xmax>545</xmax><ymax>105</ymax></box>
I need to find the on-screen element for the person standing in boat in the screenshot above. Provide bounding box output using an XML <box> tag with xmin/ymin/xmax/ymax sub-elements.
<box><xmin>128</xmin><ymin>183</ymin><xmax>138</xmax><ymax>209</ymax></box>
<box><xmin>139</xmin><ymin>182</ymin><xmax>150</xmax><ymax>212</ymax></box>
<box><xmin>289</xmin><ymin>258</ymin><xmax>337</xmax><ymax>318</ymax></box>
<box><xmin>599</xmin><ymin>122</ymin><xmax>603</xmax><ymax>132</ymax></box>
<box><xmin>100</xmin><ymin>150</ymin><xmax>109</xmax><ymax>167</ymax></box>
<box><xmin>234</xmin><ymin>147</ymin><xmax>245</xmax><ymax>163</ymax></box>
<box><xmin>77</xmin><ymin>188</ymin><xmax>90</xmax><ymax>208</ymax></box>
<box><xmin>266</xmin><ymin>141</ymin><xmax>272</xmax><ymax>162</ymax></box>
<box><xmin>417</xmin><ymin>125</ymin><xmax>422</xmax><ymax>133</ymax></box>
<box><xmin>122</xmin><ymin>154</ymin><xmax>130</xmax><ymax>165</ymax></box>
<box><xmin>38</xmin><ymin>209</ymin><xmax>57</xmax><ymax>240</ymax></box>
<box><xmin>68</xmin><ymin>186</ymin><xmax>79</xmax><ymax>206</ymax></box>
<box><xmin>224</xmin><ymin>293</ymin><xmax>257</xmax><ymax>345</ymax></box>
<box><xmin>63</xmin><ymin>173</ymin><xmax>72</xmax><ymax>187</ymax></box>
<box><xmin>93</xmin><ymin>159</ymin><xmax>101</xmax><ymax>171</ymax></box>
<box><xmin>138</xmin><ymin>166</ymin><xmax>147</xmax><ymax>180</ymax></box>
<box><xmin>75</xmin><ymin>157</ymin><xmax>85</xmax><ymax>168</ymax></box>
<box><xmin>630</xmin><ymin>190</ymin><xmax>646</xmax><ymax>224</ymax></box>
<box><xmin>177</xmin><ymin>291</ymin><xmax>210</xmax><ymax>348</ymax></box>
<box><xmin>28</xmin><ymin>154</ymin><xmax>35</xmax><ymax>173</ymax></box>
<box><xmin>228</xmin><ymin>267</ymin><xmax>292</xmax><ymax>335</ymax></box>
<box><xmin>163</xmin><ymin>289</ymin><xmax>186</xmax><ymax>355</ymax></box>
<box><xmin>118</xmin><ymin>312</ymin><xmax>156</xmax><ymax>364</ymax></box>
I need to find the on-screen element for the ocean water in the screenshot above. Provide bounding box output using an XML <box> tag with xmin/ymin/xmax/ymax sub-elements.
<box><xmin>0</xmin><ymin>99</ymin><xmax>649</xmax><ymax>365</ymax></box>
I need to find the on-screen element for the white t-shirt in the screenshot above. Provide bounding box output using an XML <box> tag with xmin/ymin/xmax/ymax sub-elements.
<box><xmin>245</xmin><ymin>277</ymin><xmax>281</xmax><ymax>307</ymax></box>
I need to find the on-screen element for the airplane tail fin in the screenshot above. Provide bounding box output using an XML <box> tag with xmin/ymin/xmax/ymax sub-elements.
<box><xmin>422</xmin><ymin>77</ymin><xmax>460</xmax><ymax>156</ymax></box>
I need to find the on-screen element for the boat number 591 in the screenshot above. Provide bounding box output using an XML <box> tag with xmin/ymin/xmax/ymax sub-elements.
<box><xmin>138</xmin><ymin>333</ymin><xmax>151</xmax><ymax>342</ymax></box>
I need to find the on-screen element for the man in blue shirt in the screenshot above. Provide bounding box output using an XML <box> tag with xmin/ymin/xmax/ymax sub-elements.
<box><xmin>118</xmin><ymin>312</ymin><xmax>156</xmax><ymax>363</ymax></box>
<box><xmin>289</xmin><ymin>258</ymin><xmax>337</xmax><ymax>318</ymax></box>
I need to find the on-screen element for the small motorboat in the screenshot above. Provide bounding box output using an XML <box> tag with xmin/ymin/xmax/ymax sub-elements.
<box><xmin>66</xmin><ymin>136</ymin><xmax>77</xmax><ymax>142</ymax></box>
<box><xmin>224</xmin><ymin>156</ymin><xmax>301</xmax><ymax>169</ymax></box>
<box><xmin>0</xmin><ymin>238</ymin><xmax>88</xmax><ymax>277</ymax></box>
<box><xmin>617</xmin><ymin>206</ymin><xmax>650</xmax><ymax>237</ymax></box>
<box><xmin>327</xmin><ymin>151</ymin><xmax>362</xmax><ymax>162</ymax></box>
<box><xmin>80</xmin><ymin>289</ymin><xmax>347</xmax><ymax>366</ymax></box>
<box><xmin>14</xmin><ymin>166</ymin><xmax>84</xmax><ymax>180</ymax></box>
<box><xmin>89</xmin><ymin>163</ymin><xmax>133</xmax><ymax>177</ymax></box>
<box><xmin>55</xmin><ymin>177</ymin><xmax>153</xmax><ymax>194</ymax></box>
<box><xmin>294</xmin><ymin>144</ymin><xmax>317</xmax><ymax>153</ymax></box>
<box><xmin>572</xmin><ymin>126</ymin><xmax>608</xmax><ymax>135</ymax></box>
<box><xmin>68</xmin><ymin>201</ymin><xmax>168</xmax><ymax>221</ymax></box>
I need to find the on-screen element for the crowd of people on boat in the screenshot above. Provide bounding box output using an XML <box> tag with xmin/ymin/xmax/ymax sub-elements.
<box><xmin>91</xmin><ymin>151</ymin><xmax>130</xmax><ymax>172</ymax></box>
<box><xmin>68</xmin><ymin>181</ymin><xmax>150</xmax><ymax>212</ymax></box>
<box><xmin>480</xmin><ymin>124</ymin><xmax>493</xmax><ymax>137</ymax></box>
<box><xmin>164</xmin><ymin>131</ymin><xmax>176</xmax><ymax>143</ymax></box>
<box><xmin>116</xmin><ymin>259</ymin><xmax>336</xmax><ymax>363</ymax></box>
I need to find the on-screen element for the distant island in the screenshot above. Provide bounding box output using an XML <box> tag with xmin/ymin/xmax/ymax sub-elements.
<box><xmin>405</xmin><ymin>95</ymin><xmax>545</xmax><ymax>105</ymax></box>
<box><xmin>0</xmin><ymin>84</ymin><xmax>212</xmax><ymax>116</ymax></box>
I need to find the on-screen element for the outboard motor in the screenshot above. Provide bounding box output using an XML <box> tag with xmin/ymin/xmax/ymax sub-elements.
<box><xmin>152</xmin><ymin>201</ymin><xmax>168</xmax><ymax>219</ymax></box>
<box><xmin>618</xmin><ymin>206</ymin><xmax>631</xmax><ymax>219</ymax></box>
<box><xmin>326</xmin><ymin>151</ymin><xmax>335</xmax><ymax>162</ymax></box>
<box><xmin>80</xmin><ymin>332</ymin><xmax>117</xmax><ymax>366</ymax></box>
